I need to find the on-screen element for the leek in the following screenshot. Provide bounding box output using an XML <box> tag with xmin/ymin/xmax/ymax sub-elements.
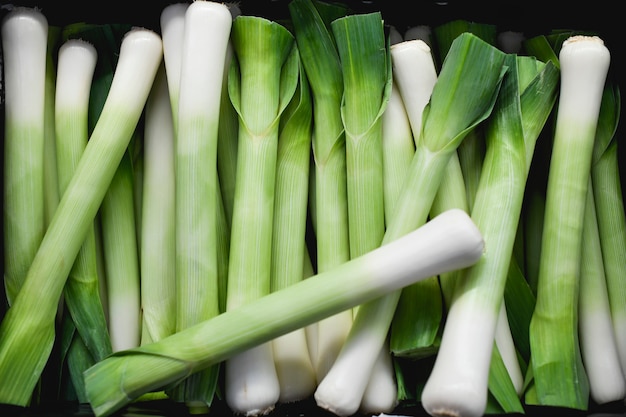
<box><xmin>318</xmin><ymin>32</ymin><xmax>506</xmax><ymax>417</ymax></box>
<box><xmin>43</xmin><ymin>27</ymin><xmax>61</xmax><ymax>228</ymax></box>
<box><xmin>0</xmin><ymin>26</ymin><xmax>163</xmax><ymax>406</ymax></box>
<box><xmin>528</xmin><ymin>35</ymin><xmax>610</xmax><ymax>410</ymax></box>
<box><xmin>84</xmin><ymin>208</ymin><xmax>485</xmax><ymax>417</ymax></box>
<box><xmin>101</xmin><ymin>149</ymin><xmax>141</xmax><ymax>352</ymax></box>
<box><xmin>269</xmin><ymin>55</ymin><xmax>316</xmax><ymax>403</ymax></box>
<box><xmin>314</xmin><ymin>12</ymin><xmax>394</xmax><ymax>416</ymax></box>
<box><xmin>288</xmin><ymin>0</ymin><xmax>352</xmax><ymax>381</ymax></box>
<box><xmin>2</xmin><ymin>6</ymin><xmax>48</xmax><ymax>307</ymax></box>
<box><xmin>579</xmin><ymin>180</ymin><xmax>626</xmax><ymax>404</ymax></box>
<box><xmin>590</xmin><ymin>83</ymin><xmax>626</xmax><ymax>383</ymax></box>
<box><xmin>421</xmin><ymin>54</ymin><xmax>559</xmax><ymax>417</ymax></box>
<box><xmin>139</xmin><ymin>63</ymin><xmax>176</xmax><ymax>346</ymax></box>
<box><xmin>170</xmin><ymin>1</ymin><xmax>233</xmax><ymax>412</ymax></box>
<box><xmin>224</xmin><ymin>15</ymin><xmax>298</xmax><ymax>415</ymax></box>
<box><xmin>54</xmin><ymin>38</ymin><xmax>113</xmax><ymax>398</ymax></box>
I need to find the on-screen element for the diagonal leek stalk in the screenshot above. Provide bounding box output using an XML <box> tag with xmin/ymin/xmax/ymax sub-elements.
<box><xmin>590</xmin><ymin>83</ymin><xmax>626</xmax><ymax>383</ymax></box>
<box><xmin>269</xmin><ymin>57</ymin><xmax>316</xmax><ymax>403</ymax></box>
<box><xmin>139</xmin><ymin>63</ymin><xmax>176</xmax><ymax>346</ymax></box>
<box><xmin>579</xmin><ymin>180</ymin><xmax>626</xmax><ymax>404</ymax></box>
<box><xmin>421</xmin><ymin>54</ymin><xmax>559</xmax><ymax>417</ymax></box>
<box><xmin>314</xmin><ymin>12</ymin><xmax>395</xmax><ymax>416</ymax></box>
<box><xmin>54</xmin><ymin>37</ymin><xmax>113</xmax><ymax>385</ymax></box>
<box><xmin>288</xmin><ymin>0</ymin><xmax>352</xmax><ymax>381</ymax></box>
<box><xmin>2</xmin><ymin>7</ymin><xmax>48</xmax><ymax>307</ymax></box>
<box><xmin>169</xmin><ymin>1</ymin><xmax>233</xmax><ymax>412</ymax></box>
<box><xmin>315</xmin><ymin>32</ymin><xmax>506</xmax><ymax>417</ymax></box>
<box><xmin>0</xmin><ymin>27</ymin><xmax>163</xmax><ymax>406</ymax></box>
<box><xmin>528</xmin><ymin>35</ymin><xmax>610</xmax><ymax>410</ymax></box>
<box><xmin>83</xmin><ymin>208</ymin><xmax>485</xmax><ymax>417</ymax></box>
<box><xmin>224</xmin><ymin>15</ymin><xmax>299</xmax><ymax>416</ymax></box>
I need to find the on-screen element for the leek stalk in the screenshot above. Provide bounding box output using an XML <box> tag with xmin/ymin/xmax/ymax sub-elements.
<box><xmin>590</xmin><ymin>83</ymin><xmax>626</xmax><ymax>383</ymax></box>
<box><xmin>170</xmin><ymin>1</ymin><xmax>233</xmax><ymax>412</ymax></box>
<box><xmin>528</xmin><ymin>35</ymin><xmax>610</xmax><ymax>409</ymax></box>
<box><xmin>84</xmin><ymin>208</ymin><xmax>485</xmax><ymax>417</ymax></box>
<box><xmin>2</xmin><ymin>7</ymin><xmax>48</xmax><ymax>307</ymax></box>
<box><xmin>224</xmin><ymin>15</ymin><xmax>298</xmax><ymax>415</ymax></box>
<box><xmin>139</xmin><ymin>63</ymin><xmax>176</xmax><ymax>346</ymax></box>
<box><xmin>269</xmin><ymin>57</ymin><xmax>316</xmax><ymax>403</ymax></box>
<box><xmin>53</xmin><ymin>38</ymin><xmax>113</xmax><ymax>398</ymax></box>
<box><xmin>288</xmin><ymin>0</ymin><xmax>352</xmax><ymax>381</ymax></box>
<box><xmin>421</xmin><ymin>54</ymin><xmax>559</xmax><ymax>417</ymax></box>
<box><xmin>314</xmin><ymin>12</ymin><xmax>395</xmax><ymax>416</ymax></box>
<box><xmin>328</xmin><ymin>32</ymin><xmax>505</xmax><ymax>417</ymax></box>
<box><xmin>0</xmin><ymin>27</ymin><xmax>163</xmax><ymax>406</ymax></box>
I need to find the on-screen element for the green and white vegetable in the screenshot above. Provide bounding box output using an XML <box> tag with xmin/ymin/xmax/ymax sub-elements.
<box><xmin>170</xmin><ymin>1</ymin><xmax>233</xmax><ymax>412</ymax></box>
<box><xmin>0</xmin><ymin>26</ymin><xmax>163</xmax><ymax>406</ymax></box>
<box><xmin>2</xmin><ymin>7</ymin><xmax>48</xmax><ymax>307</ymax></box>
<box><xmin>421</xmin><ymin>54</ymin><xmax>559</xmax><ymax>417</ymax></box>
<box><xmin>83</xmin><ymin>208</ymin><xmax>484</xmax><ymax>417</ymax></box>
<box><xmin>288</xmin><ymin>0</ymin><xmax>353</xmax><ymax>382</ymax></box>
<box><xmin>528</xmin><ymin>35</ymin><xmax>610</xmax><ymax>410</ymax></box>
<box><xmin>224</xmin><ymin>15</ymin><xmax>298</xmax><ymax>415</ymax></box>
<box><xmin>269</xmin><ymin>56</ymin><xmax>316</xmax><ymax>403</ymax></box>
<box><xmin>54</xmin><ymin>38</ymin><xmax>112</xmax><ymax>400</ymax></box>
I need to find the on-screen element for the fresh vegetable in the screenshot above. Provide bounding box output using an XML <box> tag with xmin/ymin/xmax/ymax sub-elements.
<box><xmin>269</xmin><ymin>53</ymin><xmax>316</xmax><ymax>403</ymax></box>
<box><xmin>83</xmin><ymin>208</ymin><xmax>485</xmax><ymax>417</ymax></box>
<box><xmin>288</xmin><ymin>0</ymin><xmax>353</xmax><ymax>382</ymax></box>
<box><xmin>2</xmin><ymin>7</ymin><xmax>48</xmax><ymax>307</ymax></box>
<box><xmin>53</xmin><ymin>37</ymin><xmax>112</xmax><ymax>401</ymax></box>
<box><xmin>0</xmin><ymin>25</ymin><xmax>163</xmax><ymax>406</ymax></box>
<box><xmin>313</xmin><ymin>11</ymin><xmax>395</xmax><ymax>416</ymax></box>
<box><xmin>528</xmin><ymin>35</ymin><xmax>610</xmax><ymax>410</ymax></box>
<box><xmin>421</xmin><ymin>54</ymin><xmax>559</xmax><ymax>417</ymax></box>
<box><xmin>224</xmin><ymin>15</ymin><xmax>299</xmax><ymax>416</ymax></box>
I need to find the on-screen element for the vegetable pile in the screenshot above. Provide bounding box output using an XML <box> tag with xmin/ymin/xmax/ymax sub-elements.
<box><xmin>1</xmin><ymin>1</ymin><xmax>625</xmax><ymax>417</ymax></box>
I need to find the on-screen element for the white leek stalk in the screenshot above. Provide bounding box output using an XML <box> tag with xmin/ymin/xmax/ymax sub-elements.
<box><xmin>314</xmin><ymin>12</ymin><xmax>394</xmax><ymax>415</ymax></box>
<box><xmin>379</xmin><ymin>80</ymin><xmax>414</xmax><ymax>405</ymax></box>
<box><xmin>224</xmin><ymin>16</ymin><xmax>298</xmax><ymax>416</ymax></box>
<box><xmin>403</xmin><ymin>25</ymin><xmax>432</xmax><ymax>46</ymax></box>
<box><xmin>2</xmin><ymin>6</ymin><xmax>48</xmax><ymax>306</ymax></box>
<box><xmin>590</xmin><ymin>83</ymin><xmax>626</xmax><ymax>386</ymax></box>
<box><xmin>84</xmin><ymin>208</ymin><xmax>485</xmax><ymax>417</ymax></box>
<box><xmin>0</xmin><ymin>27</ymin><xmax>163</xmax><ymax>406</ymax></box>
<box><xmin>422</xmin><ymin>54</ymin><xmax>559</xmax><ymax>417</ymax></box>
<box><xmin>172</xmin><ymin>1</ymin><xmax>233</xmax><ymax>412</ymax></box>
<box><xmin>159</xmin><ymin>2</ymin><xmax>188</xmax><ymax>133</ymax></box>
<box><xmin>270</xmin><ymin>59</ymin><xmax>316</xmax><ymax>403</ymax></box>
<box><xmin>43</xmin><ymin>27</ymin><xmax>61</xmax><ymax>228</ymax></box>
<box><xmin>579</xmin><ymin>180</ymin><xmax>626</xmax><ymax>404</ymax></box>
<box><xmin>288</xmin><ymin>0</ymin><xmax>352</xmax><ymax>380</ymax></box>
<box><xmin>54</xmin><ymin>37</ymin><xmax>113</xmax><ymax>372</ymax></box>
<box><xmin>140</xmin><ymin>63</ymin><xmax>176</xmax><ymax>346</ymax></box>
<box><xmin>386</xmin><ymin>38</ymin><xmax>441</xmax><ymax>359</ymax></box>
<box><xmin>529</xmin><ymin>35</ymin><xmax>610</xmax><ymax>409</ymax></box>
<box><xmin>101</xmin><ymin>150</ymin><xmax>141</xmax><ymax>353</ymax></box>
<box><xmin>315</xmin><ymin>33</ymin><xmax>506</xmax><ymax>417</ymax></box>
